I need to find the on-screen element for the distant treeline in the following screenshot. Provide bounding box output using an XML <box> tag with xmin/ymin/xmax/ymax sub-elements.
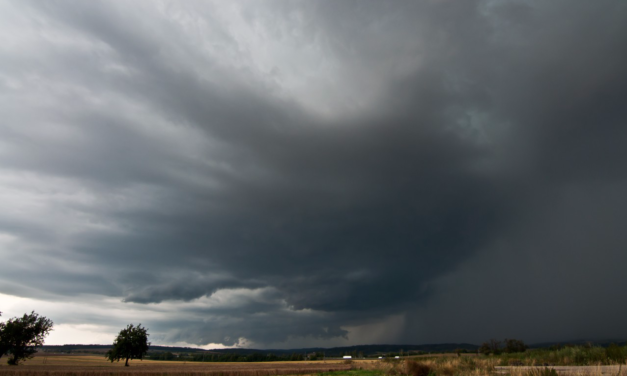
<box><xmin>149</xmin><ymin>350</ymin><xmax>444</xmax><ymax>362</ymax></box>
<box><xmin>42</xmin><ymin>343</ymin><xmax>475</xmax><ymax>357</ymax></box>
<box><xmin>43</xmin><ymin>340</ymin><xmax>627</xmax><ymax>363</ymax></box>
<box><xmin>150</xmin><ymin>352</ymin><xmax>314</xmax><ymax>362</ymax></box>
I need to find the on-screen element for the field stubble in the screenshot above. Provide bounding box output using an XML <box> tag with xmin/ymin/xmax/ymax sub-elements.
<box><xmin>0</xmin><ymin>355</ymin><xmax>352</xmax><ymax>376</ymax></box>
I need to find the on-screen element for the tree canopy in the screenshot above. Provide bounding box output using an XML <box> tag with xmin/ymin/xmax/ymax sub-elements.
<box><xmin>106</xmin><ymin>323</ymin><xmax>150</xmax><ymax>367</ymax></box>
<box><xmin>0</xmin><ymin>311</ymin><xmax>54</xmax><ymax>365</ymax></box>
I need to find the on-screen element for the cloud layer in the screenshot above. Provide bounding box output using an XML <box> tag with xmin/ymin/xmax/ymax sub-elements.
<box><xmin>1</xmin><ymin>0</ymin><xmax>627</xmax><ymax>347</ymax></box>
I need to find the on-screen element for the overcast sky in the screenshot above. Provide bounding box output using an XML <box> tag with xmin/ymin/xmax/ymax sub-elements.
<box><xmin>1</xmin><ymin>0</ymin><xmax>627</xmax><ymax>349</ymax></box>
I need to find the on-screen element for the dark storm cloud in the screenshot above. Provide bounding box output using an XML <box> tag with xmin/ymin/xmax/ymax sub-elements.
<box><xmin>1</xmin><ymin>0</ymin><xmax>626</xmax><ymax>347</ymax></box>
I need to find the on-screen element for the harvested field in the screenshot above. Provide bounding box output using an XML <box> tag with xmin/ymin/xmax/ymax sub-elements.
<box><xmin>0</xmin><ymin>356</ymin><xmax>353</xmax><ymax>376</ymax></box>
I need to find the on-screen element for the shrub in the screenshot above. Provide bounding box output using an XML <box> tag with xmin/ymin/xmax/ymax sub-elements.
<box><xmin>605</xmin><ymin>344</ymin><xmax>626</xmax><ymax>376</ymax></box>
<box><xmin>605</xmin><ymin>343</ymin><xmax>626</xmax><ymax>364</ymax></box>
<box><xmin>406</xmin><ymin>360</ymin><xmax>434</xmax><ymax>376</ymax></box>
<box><xmin>505</xmin><ymin>339</ymin><xmax>528</xmax><ymax>354</ymax></box>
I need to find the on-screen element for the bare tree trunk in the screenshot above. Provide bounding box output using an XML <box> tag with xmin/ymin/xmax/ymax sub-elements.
<box><xmin>125</xmin><ymin>357</ymin><xmax>129</xmax><ymax>367</ymax></box>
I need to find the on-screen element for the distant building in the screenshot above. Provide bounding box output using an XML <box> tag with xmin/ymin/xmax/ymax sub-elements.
<box><xmin>343</xmin><ymin>355</ymin><xmax>352</xmax><ymax>359</ymax></box>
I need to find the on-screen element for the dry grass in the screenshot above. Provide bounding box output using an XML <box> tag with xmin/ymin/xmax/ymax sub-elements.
<box><xmin>355</xmin><ymin>357</ymin><xmax>499</xmax><ymax>376</ymax></box>
<box><xmin>352</xmin><ymin>356</ymin><xmax>626</xmax><ymax>376</ymax></box>
<box><xmin>503</xmin><ymin>365</ymin><xmax>624</xmax><ymax>376</ymax></box>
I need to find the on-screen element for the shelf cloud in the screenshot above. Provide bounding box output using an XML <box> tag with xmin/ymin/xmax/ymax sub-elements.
<box><xmin>1</xmin><ymin>0</ymin><xmax>626</xmax><ymax>347</ymax></box>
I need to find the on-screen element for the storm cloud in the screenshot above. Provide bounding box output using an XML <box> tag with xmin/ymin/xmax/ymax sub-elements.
<box><xmin>1</xmin><ymin>0</ymin><xmax>627</xmax><ymax>347</ymax></box>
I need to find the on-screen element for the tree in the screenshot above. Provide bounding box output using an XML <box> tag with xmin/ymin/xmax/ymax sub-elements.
<box><xmin>479</xmin><ymin>339</ymin><xmax>502</xmax><ymax>355</ymax></box>
<box><xmin>0</xmin><ymin>311</ymin><xmax>54</xmax><ymax>365</ymax></box>
<box><xmin>106</xmin><ymin>323</ymin><xmax>150</xmax><ymax>367</ymax></box>
<box><xmin>479</xmin><ymin>342</ymin><xmax>490</xmax><ymax>355</ymax></box>
<box><xmin>0</xmin><ymin>312</ymin><xmax>5</xmax><ymax>361</ymax></box>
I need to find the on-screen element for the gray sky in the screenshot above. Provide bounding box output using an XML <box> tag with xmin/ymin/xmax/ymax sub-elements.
<box><xmin>1</xmin><ymin>0</ymin><xmax>627</xmax><ymax>349</ymax></box>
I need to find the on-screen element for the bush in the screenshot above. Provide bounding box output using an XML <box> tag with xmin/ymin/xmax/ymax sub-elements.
<box><xmin>605</xmin><ymin>343</ymin><xmax>626</xmax><ymax>364</ymax></box>
<box><xmin>505</xmin><ymin>339</ymin><xmax>528</xmax><ymax>353</ymax></box>
<box><xmin>406</xmin><ymin>360</ymin><xmax>434</xmax><ymax>376</ymax></box>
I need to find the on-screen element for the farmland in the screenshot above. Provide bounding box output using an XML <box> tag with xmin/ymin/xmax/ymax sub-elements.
<box><xmin>0</xmin><ymin>355</ymin><xmax>353</xmax><ymax>376</ymax></box>
<box><xmin>1</xmin><ymin>345</ymin><xmax>627</xmax><ymax>376</ymax></box>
